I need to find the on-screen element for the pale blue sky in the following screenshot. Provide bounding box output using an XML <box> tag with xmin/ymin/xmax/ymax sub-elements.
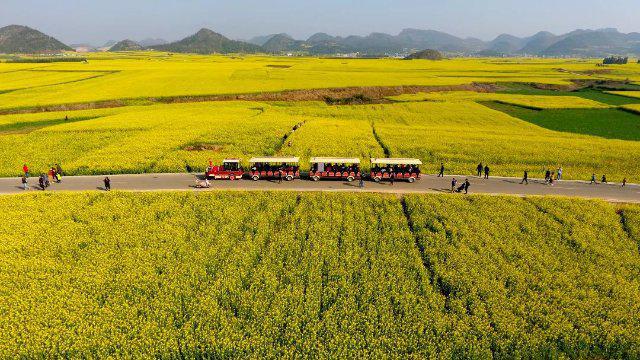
<box><xmin>2</xmin><ymin>0</ymin><xmax>639</xmax><ymax>45</ymax></box>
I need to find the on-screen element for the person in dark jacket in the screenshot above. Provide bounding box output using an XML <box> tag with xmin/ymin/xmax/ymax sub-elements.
<box><xmin>484</xmin><ymin>166</ymin><xmax>490</xmax><ymax>179</ymax></box>
<box><xmin>464</xmin><ymin>179</ymin><xmax>471</xmax><ymax>194</ymax></box>
<box><xmin>38</xmin><ymin>174</ymin><xmax>46</xmax><ymax>191</ymax></box>
<box><xmin>438</xmin><ymin>163</ymin><xmax>445</xmax><ymax>177</ymax></box>
<box><xmin>451</xmin><ymin>178</ymin><xmax>457</xmax><ymax>193</ymax></box>
<box><xmin>104</xmin><ymin>177</ymin><xmax>111</xmax><ymax>191</ymax></box>
<box><xmin>477</xmin><ymin>163</ymin><xmax>483</xmax><ymax>177</ymax></box>
<box><xmin>521</xmin><ymin>171</ymin><xmax>528</xmax><ymax>185</ymax></box>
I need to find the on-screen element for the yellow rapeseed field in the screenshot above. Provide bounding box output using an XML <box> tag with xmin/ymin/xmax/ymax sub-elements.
<box><xmin>390</xmin><ymin>91</ymin><xmax>611</xmax><ymax>109</ymax></box>
<box><xmin>1</xmin><ymin>100</ymin><xmax>640</xmax><ymax>180</ymax></box>
<box><xmin>0</xmin><ymin>191</ymin><xmax>638</xmax><ymax>358</ymax></box>
<box><xmin>0</xmin><ymin>55</ymin><xmax>615</xmax><ymax>110</ymax></box>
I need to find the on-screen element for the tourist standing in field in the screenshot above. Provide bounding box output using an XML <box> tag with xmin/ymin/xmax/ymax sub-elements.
<box><xmin>22</xmin><ymin>164</ymin><xmax>29</xmax><ymax>178</ymax></box>
<box><xmin>623</xmin><ymin>178</ymin><xmax>627</xmax><ymax>187</ymax></box>
<box><xmin>557</xmin><ymin>167</ymin><xmax>563</xmax><ymax>181</ymax></box>
<box><xmin>591</xmin><ymin>174</ymin><xmax>597</xmax><ymax>184</ymax></box>
<box><xmin>484</xmin><ymin>165</ymin><xmax>490</xmax><ymax>179</ymax></box>
<box><xmin>451</xmin><ymin>178</ymin><xmax>457</xmax><ymax>193</ymax></box>
<box><xmin>21</xmin><ymin>176</ymin><xmax>28</xmax><ymax>190</ymax></box>
<box><xmin>104</xmin><ymin>177</ymin><xmax>111</xmax><ymax>191</ymax></box>
<box><xmin>438</xmin><ymin>163</ymin><xmax>445</xmax><ymax>177</ymax></box>
<box><xmin>477</xmin><ymin>163</ymin><xmax>483</xmax><ymax>177</ymax></box>
<box><xmin>521</xmin><ymin>171</ymin><xmax>528</xmax><ymax>185</ymax></box>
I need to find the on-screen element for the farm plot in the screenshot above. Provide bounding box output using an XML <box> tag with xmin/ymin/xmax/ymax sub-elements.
<box><xmin>0</xmin><ymin>192</ymin><xmax>639</xmax><ymax>358</ymax></box>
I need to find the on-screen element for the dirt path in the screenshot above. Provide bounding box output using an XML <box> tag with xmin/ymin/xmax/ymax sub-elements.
<box><xmin>2</xmin><ymin>173</ymin><xmax>638</xmax><ymax>203</ymax></box>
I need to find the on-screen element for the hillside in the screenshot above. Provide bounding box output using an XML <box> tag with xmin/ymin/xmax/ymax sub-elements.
<box><xmin>262</xmin><ymin>33</ymin><xmax>305</xmax><ymax>53</ymax></box>
<box><xmin>0</xmin><ymin>25</ymin><xmax>72</xmax><ymax>54</ymax></box>
<box><xmin>404</xmin><ymin>49</ymin><xmax>443</xmax><ymax>60</ymax></box>
<box><xmin>151</xmin><ymin>28</ymin><xmax>261</xmax><ymax>54</ymax></box>
<box><xmin>109</xmin><ymin>39</ymin><xmax>143</xmax><ymax>52</ymax></box>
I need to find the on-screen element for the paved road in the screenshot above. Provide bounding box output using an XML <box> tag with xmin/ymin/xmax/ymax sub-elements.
<box><xmin>2</xmin><ymin>173</ymin><xmax>639</xmax><ymax>203</ymax></box>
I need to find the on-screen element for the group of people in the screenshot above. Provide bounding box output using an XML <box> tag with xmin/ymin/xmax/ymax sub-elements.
<box><xmin>310</xmin><ymin>163</ymin><xmax>359</xmax><ymax>174</ymax></box>
<box><xmin>21</xmin><ymin>163</ymin><xmax>63</xmax><ymax>191</ymax></box>
<box><xmin>476</xmin><ymin>163</ymin><xmax>491</xmax><ymax>179</ymax></box>
<box><xmin>372</xmin><ymin>164</ymin><xmax>420</xmax><ymax>175</ymax></box>
<box><xmin>451</xmin><ymin>178</ymin><xmax>471</xmax><ymax>194</ymax></box>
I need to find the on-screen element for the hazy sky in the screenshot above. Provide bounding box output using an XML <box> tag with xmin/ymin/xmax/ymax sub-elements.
<box><xmin>2</xmin><ymin>0</ymin><xmax>639</xmax><ymax>45</ymax></box>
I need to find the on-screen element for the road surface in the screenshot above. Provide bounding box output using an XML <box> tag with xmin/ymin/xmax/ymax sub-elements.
<box><xmin>1</xmin><ymin>173</ymin><xmax>639</xmax><ymax>203</ymax></box>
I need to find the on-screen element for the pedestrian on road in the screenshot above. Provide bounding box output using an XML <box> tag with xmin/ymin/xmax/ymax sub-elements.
<box><xmin>601</xmin><ymin>175</ymin><xmax>607</xmax><ymax>184</ymax></box>
<box><xmin>21</xmin><ymin>176</ymin><xmax>28</xmax><ymax>190</ymax></box>
<box><xmin>521</xmin><ymin>171</ymin><xmax>528</xmax><ymax>185</ymax></box>
<box><xmin>623</xmin><ymin>178</ymin><xmax>627</xmax><ymax>187</ymax></box>
<box><xmin>390</xmin><ymin>172</ymin><xmax>395</xmax><ymax>186</ymax></box>
<box><xmin>464</xmin><ymin>179</ymin><xmax>471</xmax><ymax>194</ymax></box>
<box><xmin>451</xmin><ymin>178</ymin><xmax>457</xmax><ymax>193</ymax></box>
<box><xmin>359</xmin><ymin>175</ymin><xmax>365</xmax><ymax>189</ymax></box>
<box><xmin>55</xmin><ymin>163</ymin><xmax>63</xmax><ymax>176</ymax></box>
<box><xmin>557</xmin><ymin>167</ymin><xmax>563</xmax><ymax>181</ymax></box>
<box><xmin>22</xmin><ymin>164</ymin><xmax>29</xmax><ymax>178</ymax></box>
<box><xmin>548</xmin><ymin>172</ymin><xmax>555</xmax><ymax>186</ymax></box>
<box><xmin>278</xmin><ymin>169</ymin><xmax>283</xmax><ymax>184</ymax></box>
<box><xmin>484</xmin><ymin>165</ymin><xmax>490</xmax><ymax>180</ymax></box>
<box><xmin>38</xmin><ymin>174</ymin><xmax>46</xmax><ymax>191</ymax></box>
<box><xmin>55</xmin><ymin>172</ymin><xmax>62</xmax><ymax>183</ymax></box>
<box><xmin>591</xmin><ymin>173</ymin><xmax>597</xmax><ymax>184</ymax></box>
<box><xmin>477</xmin><ymin>163</ymin><xmax>483</xmax><ymax>177</ymax></box>
<box><xmin>104</xmin><ymin>177</ymin><xmax>111</xmax><ymax>191</ymax></box>
<box><xmin>438</xmin><ymin>163</ymin><xmax>445</xmax><ymax>177</ymax></box>
<box><xmin>545</xmin><ymin>169</ymin><xmax>551</xmax><ymax>183</ymax></box>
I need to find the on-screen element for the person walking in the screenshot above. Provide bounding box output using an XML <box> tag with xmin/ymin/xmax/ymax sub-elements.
<box><xmin>21</xmin><ymin>176</ymin><xmax>28</xmax><ymax>190</ymax></box>
<box><xmin>622</xmin><ymin>178</ymin><xmax>627</xmax><ymax>187</ymax></box>
<box><xmin>22</xmin><ymin>164</ymin><xmax>29</xmax><ymax>178</ymax></box>
<box><xmin>601</xmin><ymin>175</ymin><xmax>607</xmax><ymax>184</ymax></box>
<box><xmin>477</xmin><ymin>163</ymin><xmax>483</xmax><ymax>177</ymax></box>
<box><xmin>359</xmin><ymin>175</ymin><xmax>365</xmax><ymax>189</ymax></box>
<box><xmin>548</xmin><ymin>172</ymin><xmax>554</xmax><ymax>186</ymax></box>
<box><xmin>451</xmin><ymin>178</ymin><xmax>457</xmax><ymax>193</ymax></box>
<box><xmin>591</xmin><ymin>173</ymin><xmax>597</xmax><ymax>184</ymax></box>
<box><xmin>278</xmin><ymin>169</ymin><xmax>283</xmax><ymax>184</ymax></box>
<box><xmin>55</xmin><ymin>172</ymin><xmax>62</xmax><ymax>183</ymax></box>
<box><xmin>438</xmin><ymin>163</ymin><xmax>445</xmax><ymax>177</ymax></box>
<box><xmin>545</xmin><ymin>169</ymin><xmax>551</xmax><ymax>183</ymax></box>
<box><xmin>484</xmin><ymin>165</ymin><xmax>490</xmax><ymax>180</ymax></box>
<box><xmin>104</xmin><ymin>177</ymin><xmax>111</xmax><ymax>191</ymax></box>
<box><xmin>55</xmin><ymin>163</ymin><xmax>63</xmax><ymax>176</ymax></box>
<box><xmin>521</xmin><ymin>171</ymin><xmax>528</xmax><ymax>185</ymax></box>
<box><xmin>390</xmin><ymin>172</ymin><xmax>395</xmax><ymax>186</ymax></box>
<box><xmin>557</xmin><ymin>167</ymin><xmax>563</xmax><ymax>181</ymax></box>
<box><xmin>464</xmin><ymin>179</ymin><xmax>471</xmax><ymax>194</ymax></box>
<box><xmin>38</xmin><ymin>174</ymin><xmax>46</xmax><ymax>191</ymax></box>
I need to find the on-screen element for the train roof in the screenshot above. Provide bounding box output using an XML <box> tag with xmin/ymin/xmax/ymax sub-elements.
<box><xmin>223</xmin><ymin>159</ymin><xmax>240</xmax><ymax>163</ymax></box>
<box><xmin>249</xmin><ymin>157</ymin><xmax>300</xmax><ymax>163</ymax></box>
<box><xmin>370</xmin><ymin>158</ymin><xmax>423</xmax><ymax>165</ymax></box>
<box><xmin>310</xmin><ymin>157</ymin><xmax>361</xmax><ymax>164</ymax></box>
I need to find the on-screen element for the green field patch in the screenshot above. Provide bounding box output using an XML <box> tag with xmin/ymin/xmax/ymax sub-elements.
<box><xmin>483</xmin><ymin>101</ymin><xmax>640</xmax><ymax>141</ymax></box>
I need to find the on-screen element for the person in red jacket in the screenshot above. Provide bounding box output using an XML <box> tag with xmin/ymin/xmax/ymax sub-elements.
<box><xmin>22</xmin><ymin>164</ymin><xmax>29</xmax><ymax>177</ymax></box>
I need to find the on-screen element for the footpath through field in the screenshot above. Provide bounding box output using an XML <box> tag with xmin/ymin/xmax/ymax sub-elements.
<box><xmin>1</xmin><ymin>173</ymin><xmax>639</xmax><ymax>203</ymax></box>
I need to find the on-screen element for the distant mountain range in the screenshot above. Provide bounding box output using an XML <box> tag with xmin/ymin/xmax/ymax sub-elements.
<box><xmin>2</xmin><ymin>24</ymin><xmax>640</xmax><ymax>57</ymax></box>
<box><xmin>109</xmin><ymin>40</ymin><xmax>144</xmax><ymax>52</ymax></box>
